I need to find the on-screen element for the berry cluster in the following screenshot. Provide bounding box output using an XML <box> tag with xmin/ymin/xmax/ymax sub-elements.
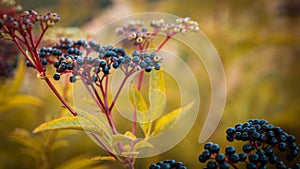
<box><xmin>150</xmin><ymin>17</ymin><xmax>200</xmax><ymax>34</ymax></box>
<box><xmin>26</xmin><ymin>37</ymin><xmax>163</xmax><ymax>82</ymax></box>
<box><xmin>198</xmin><ymin>119</ymin><xmax>299</xmax><ymax>169</ymax></box>
<box><xmin>149</xmin><ymin>159</ymin><xmax>187</xmax><ymax>169</ymax></box>
<box><xmin>116</xmin><ymin>17</ymin><xmax>200</xmax><ymax>47</ymax></box>
<box><xmin>116</xmin><ymin>20</ymin><xmax>150</xmax><ymax>45</ymax></box>
<box><xmin>0</xmin><ymin>3</ymin><xmax>59</xmax><ymax>38</ymax></box>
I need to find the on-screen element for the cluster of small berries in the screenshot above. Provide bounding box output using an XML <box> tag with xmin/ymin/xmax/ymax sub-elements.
<box><xmin>0</xmin><ymin>40</ymin><xmax>18</xmax><ymax>80</ymax></box>
<box><xmin>149</xmin><ymin>160</ymin><xmax>187</xmax><ymax>169</ymax></box>
<box><xmin>150</xmin><ymin>17</ymin><xmax>199</xmax><ymax>34</ymax></box>
<box><xmin>0</xmin><ymin>4</ymin><xmax>60</xmax><ymax>38</ymax></box>
<box><xmin>116</xmin><ymin>17</ymin><xmax>199</xmax><ymax>46</ymax></box>
<box><xmin>198</xmin><ymin>119</ymin><xmax>299</xmax><ymax>169</ymax></box>
<box><xmin>116</xmin><ymin>20</ymin><xmax>150</xmax><ymax>45</ymax></box>
<box><xmin>26</xmin><ymin>38</ymin><xmax>163</xmax><ymax>82</ymax></box>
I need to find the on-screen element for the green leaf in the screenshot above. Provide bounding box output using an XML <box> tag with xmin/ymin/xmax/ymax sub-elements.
<box><xmin>131</xmin><ymin>84</ymin><xmax>151</xmax><ymax>136</ymax></box>
<box><xmin>152</xmin><ymin>102</ymin><xmax>194</xmax><ymax>136</ymax></box>
<box><xmin>133</xmin><ymin>139</ymin><xmax>153</xmax><ymax>152</ymax></box>
<box><xmin>90</xmin><ymin>156</ymin><xmax>116</xmax><ymax>161</ymax></box>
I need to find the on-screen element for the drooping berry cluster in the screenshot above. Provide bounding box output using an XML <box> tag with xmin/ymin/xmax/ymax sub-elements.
<box><xmin>27</xmin><ymin>38</ymin><xmax>163</xmax><ymax>83</ymax></box>
<box><xmin>0</xmin><ymin>3</ymin><xmax>60</xmax><ymax>38</ymax></box>
<box><xmin>198</xmin><ymin>119</ymin><xmax>300</xmax><ymax>169</ymax></box>
<box><xmin>149</xmin><ymin>159</ymin><xmax>187</xmax><ymax>169</ymax></box>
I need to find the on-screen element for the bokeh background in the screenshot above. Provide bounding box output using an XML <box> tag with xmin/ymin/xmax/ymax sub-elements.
<box><xmin>0</xmin><ymin>0</ymin><xmax>299</xmax><ymax>168</ymax></box>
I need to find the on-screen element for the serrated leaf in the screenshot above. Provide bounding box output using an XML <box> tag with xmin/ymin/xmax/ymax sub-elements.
<box><xmin>131</xmin><ymin>84</ymin><xmax>151</xmax><ymax>136</ymax></box>
<box><xmin>90</xmin><ymin>156</ymin><xmax>116</xmax><ymax>161</ymax></box>
<box><xmin>152</xmin><ymin>102</ymin><xmax>194</xmax><ymax>136</ymax></box>
<box><xmin>133</xmin><ymin>139</ymin><xmax>153</xmax><ymax>152</ymax></box>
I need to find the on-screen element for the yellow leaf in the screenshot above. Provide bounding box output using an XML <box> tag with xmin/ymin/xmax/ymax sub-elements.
<box><xmin>112</xmin><ymin>131</ymin><xmax>136</xmax><ymax>146</ymax></box>
<box><xmin>152</xmin><ymin>102</ymin><xmax>194</xmax><ymax>136</ymax></box>
<box><xmin>133</xmin><ymin>139</ymin><xmax>153</xmax><ymax>152</ymax></box>
<box><xmin>149</xmin><ymin>70</ymin><xmax>166</xmax><ymax>120</ymax></box>
<box><xmin>131</xmin><ymin>84</ymin><xmax>151</xmax><ymax>136</ymax></box>
<box><xmin>150</xmin><ymin>69</ymin><xmax>165</xmax><ymax>93</ymax></box>
<box><xmin>33</xmin><ymin>116</ymin><xmax>100</xmax><ymax>134</ymax></box>
<box><xmin>77</xmin><ymin>110</ymin><xmax>112</xmax><ymax>136</ymax></box>
<box><xmin>90</xmin><ymin>156</ymin><xmax>116</xmax><ymax>161</ymax></box>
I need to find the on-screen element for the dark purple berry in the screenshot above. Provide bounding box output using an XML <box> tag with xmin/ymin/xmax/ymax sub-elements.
<box><xmin>269</xmin><ymin>154</ymin><xmax>278</xmax><ymax>164</ymax></box>
<box><xmin>249</xmin><ymin>153</ymin><xmax>259</xmax><ymax>162</ymax></box>
<box><xmin>53</xmin><ymin>73</ymin><xmax>60</xmax><ymax>80</ymax></box>
<box><xmin>225</xmin><ymin>146</ymin><xmax>235</xmax><ymax>155</ymax></box>
<box><xmin>276</xmin><ymin>161</ymin><xmax>287</xmax><ymax>169</ymax></box>
<box><xmin>206</xmin><ymin>161</ymin><xmax>217</xmax><ymax>169</ymax></box>
<box><xmin>238</xmin><ymin>153</ymin><xmax>247</xmax><ymax>162</ymax></box>
<box><xmin>228</xmin><ymin>153</ymin><xmax>239</xmax><ymax>163</ymax></box>
<box><xmin>204</xmin><ymin>142</ymin><xmax>213</xmax><ymax>150</ymax></box>
<box><xmin>219</xmin><ymin>162</ymin><xmax>229</xmax><ymax>169</ymax></box>
<box><xmin>278</xmin><ymin>142</ymin><xmax>287</xmax><ymax>151</ymax></box>
<box><xmin>247</xmin><ymin>162</ymin><xmax>257</xmax><ymax>169</ymax></box>
<box><xmin>215</xmin><ymin>154</ymin><xmax>226</xmax><ymax>163</ymax></box>
<box><xmin>243</xmin><ymin>144</ymin><xmax>254</xmax><ymax>153</ymax></box>
<box><xmin>210</xmin><ymin>144</ymin><xmax>220</xmax><ymax>153</ymax></box>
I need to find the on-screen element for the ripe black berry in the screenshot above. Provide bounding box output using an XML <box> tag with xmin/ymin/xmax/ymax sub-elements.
<box><xmin>243</xmin><ymin>144</ymin><xmax>254</xmax><ymax>153</ymax></box>
<box><xmin>53</xmin><ymin>73</ymin><xmax>60</xmax><ymax>80</ymax></box>
<box><xmin>225</xmin><ymin>146</ymin><xmax>235</xmax><ymax>155</ymax></box>
<box><xmin>69</xmin><ymin>76</ymin><xmax>76</xmax><ymax>83</ymax></box>
<box><xmin>249</xmin><ymin>153</ymin><xmax>259</xmax><ymax>162</ymax></box>
<box><xmin>219</xmin><ymin>162</ymin><xmax>229</xmax><ymax>169</ymax></box>
<box><xmin>206</xmin><ymin>161</ymin><xmax>217</xmax><ymax>169</ymax></box>
<box><xmin>228</xmin><ymin>153</ymin><xmax>239</xmax><ymax>163</ymax></box>
<box><xmin>210</xmin><ymin>144</ymin><xmax>220</xmax><ymax>153</ymax></box>
<box><xmin>215</xmin><ymin>154</ymin><xmax>226</xmax><ymax>163</ymax></box>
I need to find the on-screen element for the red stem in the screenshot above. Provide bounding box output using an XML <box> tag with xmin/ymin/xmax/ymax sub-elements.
<box><xmin>44</xmin><ymin>78</ymin><xmax>78</xmax><ymax>116</ymax></box>
<box><xmin>109</xmin><ymin>69</ymin><xmax>135</xmax><ymax>112</ymax></box>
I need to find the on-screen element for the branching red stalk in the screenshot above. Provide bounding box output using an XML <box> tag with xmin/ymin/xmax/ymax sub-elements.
<box><xmin>109</xmin><ymin>69</ymin><xmax>135</xmax><ymax>112</ymax></box>
<box><xmin>44</xmin><ymin>78</ymin><xmax>78</xmax><ymax>116</ymax></box>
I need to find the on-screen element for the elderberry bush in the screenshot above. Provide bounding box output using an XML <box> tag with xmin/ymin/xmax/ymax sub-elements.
<box><xmin>198</xmin><ymin>119</ymin><xmax>300</xmax><ymax>169</ymax></box>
